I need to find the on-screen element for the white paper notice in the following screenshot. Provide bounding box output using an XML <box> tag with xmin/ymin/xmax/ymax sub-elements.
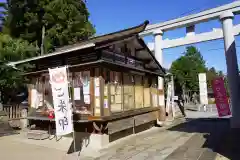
<box><xmin>95</xmin><ymin>87</ymin><xmax>100</xmax><ymax>96</ymax></box>
<box><xmin>37</xmin><ymin>93</ymin><xmax>43</xmax><ymax>107</ymax></box>
<box><xmin>104</xmin><ymin>99</ymin><xmax>108</xmax><ymax>108</ymax></box>
<box><xmin>31</xmin><ymin>89</ymin><xmax>37</xmax><ymax>108</ymax></box>
<box><xmin>74</xmin><ymin>88</ymin><xmax>81</xmax><ymax>100</ymax></box>
<box><xmin>95</xmin><ymin>78</ymin><xmax>100</xmax><ymax>87</ymax></box>
<box><xmin>84</xmin><ymin>95</ymin><xmax>90</xmax><ymax>104</ymax></box>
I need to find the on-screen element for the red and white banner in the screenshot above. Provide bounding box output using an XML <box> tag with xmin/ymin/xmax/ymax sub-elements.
<box><xmin>49</xmin><ymin>66</ymin><xmax>73</xmax><ymax>136</ymax></box>
<box><xmin>212</xmin><ymin>77</ymin><xmax>231</xmax><ymax>117</ymax></box>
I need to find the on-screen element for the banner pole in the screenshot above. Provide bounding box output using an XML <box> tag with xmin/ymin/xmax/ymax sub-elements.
<box><xmin>66</xmin><ymin>65</ymin><xmax>76</xmax><ymax>153</ymax></box>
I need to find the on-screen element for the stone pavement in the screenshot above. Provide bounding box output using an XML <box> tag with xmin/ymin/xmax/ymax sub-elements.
<box><xmin>95</xmin><ymin>119</ymin><xmax>193</xmax><ymax>160</ymax></box>
<box><xmin>0</xmin><ymin>110</ymin><xmax>237</xmax><ymax>160</ymax></box>
<box><xmin>165</xmin><ymin>118</ymin><xmax>229</xmax><ymax>160</ymax></box>
<box><xmin>0</xmin><ymin>117</ymin><xmax>191</xmax><ymax>160</ymax></box>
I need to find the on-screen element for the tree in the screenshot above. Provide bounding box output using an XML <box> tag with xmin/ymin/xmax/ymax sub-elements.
<box><xmin>0</xmin><ymin>34</ymin><xmax>38</xmax><ymax>61</ymax></box>
<box><xmin>0</xmin><ymin>34</ymin><xmax>38</xmax><ymax>103</ymax></box>
<box><xmin>1</xmin><ymin>0</ymin><xmax>95</xmax><ymax>53</ymax></box>
<box><xmin>206</xmin><ymin>67</ymin><xmax>218</xmax><ymax>89</ymax></box>
<box><xmin>170</xmin><ymin>46</ymin><xmax>207</xmax><ymax>94</ymax></box>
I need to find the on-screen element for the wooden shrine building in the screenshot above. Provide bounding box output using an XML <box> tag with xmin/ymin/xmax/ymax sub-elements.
<box><xmin>10</xmin><ymin>21</ymin><xmax>166</xmax><ymax>143</ymax></box>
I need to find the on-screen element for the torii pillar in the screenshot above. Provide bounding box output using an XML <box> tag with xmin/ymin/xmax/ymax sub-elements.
<box><xmin>154</xmin><ymin>29</ymin><xmax>166</xmax><ymax>123</ymax></box>
<box><xmin>220</xmin><ymin>11</ymin><xmax>240</xmax><ymax>128</ymax></box>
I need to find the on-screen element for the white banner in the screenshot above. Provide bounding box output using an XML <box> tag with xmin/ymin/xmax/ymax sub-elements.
<box><xmin>49</xmin><ymin>66</ymin><xmax>73</xmax><ymax>136</ymax></box>
<box><xmin>198</xmin><ymin>73</ymin><xmax>208</xmax><ymax>105</ymax></box>
<box><xmin>166</xmin><ymin>82</ymin><xmax>172</xmax><ymax>114</ymax></box>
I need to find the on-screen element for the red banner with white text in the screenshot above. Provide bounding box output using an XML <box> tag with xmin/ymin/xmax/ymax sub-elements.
<box><xmin>212</xmin><ymin>77</ymin><xmax>231</xmax><ymax>117</ymax></box>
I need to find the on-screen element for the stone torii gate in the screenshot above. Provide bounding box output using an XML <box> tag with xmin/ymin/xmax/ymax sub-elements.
<box><xmin>140</xmin><ymin>1</ymin><xmax>240</xmax><ymax>128</ymax></box>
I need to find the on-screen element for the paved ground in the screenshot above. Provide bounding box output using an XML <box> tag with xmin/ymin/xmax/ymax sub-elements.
<box><xmin>0</xmin><ymin>109</ymin><xmax>238</xmax><ymax>160</ymax></box>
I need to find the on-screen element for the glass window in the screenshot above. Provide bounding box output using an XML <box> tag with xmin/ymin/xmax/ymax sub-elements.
<box><xmin>110</xmin><ymin>71</ymin><xmax>123</xmax><ymax>112</ymax></box>
<box><xmin>72</xmin><ymin>71</ymin><xmax>91</xmax><ymax>114</ymax></box>
<box><xmin>36</xmin><ymin>76</ymin><xmax>44</xmax><ymax>109</ymax></box>
<box><xmin>151</xmin><ymin>77</ymin><xmax>158</xmax><ymax>107</ymax></box>
<box><xmin>134</xmin><ymin>75</ymin><xmax>143</xmax><ymax>108</ymax></box>
<box><xmin>103</xmin><ymin>69</ymin><xmax>110</xmax><ymax>112</ymax></box>
<box><xmin>43</xmin><ymin>74</ymin><xmax>54</xmax><ymax>110</ymax></box>
<box><xmin>123</xmin><ymin>73</ymin><xmax>135</xmax><ymax>110</ymax></box>
<box><xmin>30</xmin><ymin>77</ymin><xmax>43</xmax><ymax>109</ymax></box>
<box><xmin>94</xmin><ymin>68</ymin><xmax>101</xmax><ymax>116</ymax></box>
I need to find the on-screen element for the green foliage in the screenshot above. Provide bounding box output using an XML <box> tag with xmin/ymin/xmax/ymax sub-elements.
<box><xmin>170</xmin><ymin>46</ymin><xmax>229</xmax><ymax>97</ymax></box>
<box><xmin>0</xmin><ymin>34</ymin><xmax>38</xmax><ymax>61</ymax></box>
<box><xmin>206</xmin><ymin>67</ymin><xmax>218</xmax><ymax>89</ymax></box>
<box><xmin>0</xmin><ymin>63</ymin><xmax>25</xmax><ymax>103</ymax></box>
<box><xmin>170</xmin><ymin>46</ymin><xmax>207</xmax><ymax>93</ymax></box>
<box><xmin>206</xmin><ymin>67</ymin><xmax>227</xmax><ymax>89</ymax></box>
<box><xmin>0</xmin><ymin>34</ymin><xmax>38</xmax><ymax>103</ymax></box>
<box><xmin>1</xmin><ymin>0</ymin><xmax>95</xmax><ymax>53</ymax></box>
<box><xmin>0</xmin><ymin>0</ymin><xmax>95</xmax><ymax>102</ymax></box>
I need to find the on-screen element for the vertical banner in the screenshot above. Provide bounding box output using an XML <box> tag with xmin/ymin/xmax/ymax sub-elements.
<box><xmin>49</xmin><ymin>66</ymin><xmax>73</xmax><ymax>136</ymax></box>
<box><xmin>198</xmin><ymin>73</ymin><xmax>208</xmax><ymax>105</ymax></box>
<box><xmin>166</xmin><ymin>82</ymin><xmax>172</xmax><ymax>114</ymax></box>
<box><xmin>158</xmin><ymin>77</ymin><xmax>164</xmax><ymax>106</ymax></box>
<box><xmin>212</xmin><ymin>77</ymin><xmax>231</xmax><ymax>117</ymax></box>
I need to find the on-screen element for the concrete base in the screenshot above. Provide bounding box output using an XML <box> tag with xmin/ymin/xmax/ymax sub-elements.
<box><xmin>73</xmin><ymin>132</ymin><xmax>110</xmax><ymax>151</ymax></box>
<box><xmin>156</xmin><ymin>119</ymin><xmax>164</xmax><ymax>126</ymax></box>
<box><xmin>14</xmin><ymin>131</ymin><xmax>108</xmax><ymax>158</ymax></box>
<box><xmin>22</xmin><ymin>110</ymin><xmax>164</xmax><ymax>157</ymax></box>
<box><xmin>16</xmin><ymin>121</ymin><xmax>156</xmax><ymax>157</ymax></box>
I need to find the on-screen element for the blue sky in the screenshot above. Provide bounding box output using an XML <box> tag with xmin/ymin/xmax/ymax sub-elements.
<box><xmin>86</xmin><ymin>0</ymin><xmax>240</xmax><ymax>73</ymax></box>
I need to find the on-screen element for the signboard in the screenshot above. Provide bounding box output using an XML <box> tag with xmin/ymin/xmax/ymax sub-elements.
<box><xmin>49</xmin><ymin>66</ymin><xmax>73</xmax><ymax>136</ymax></box>
<box><xmin>212</xmin><ymin>77</ymin><xmax>231</xmax><ymax>117</ymax></box>
<box><xmin>166</xmin><ymin>82</ymin><xmax>172</xmax><ymax>114</ymax></box>
<box><xmin>198</xmin><ymin>73</ymin><xmax>208</xmax><ymax>104</ymax></box>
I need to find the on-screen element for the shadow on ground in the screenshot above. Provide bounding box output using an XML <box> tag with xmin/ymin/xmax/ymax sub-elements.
<box><xmin>0</xmin><ymin>114</ymin><xmax>20</xmax><ymax>138</ymax></box>
<box><xmin>166</xmin><ymin>118</ymin><xmax>240</xmax><ymax>160</ymax></box>
<box><xmin>67</xmin><ymin>131</ymin><xmax>91</xmax><ymax>156</ymax></box>
<box><xmin>0</xmin><ymin>124</ymin><xmax>20</xmax><ymax>138</ymax></box>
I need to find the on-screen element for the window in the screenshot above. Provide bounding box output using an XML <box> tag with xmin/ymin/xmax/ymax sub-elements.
<box><xmin>36</xmin><ymin>77</ymin><xmax>44</xmax><ymax>108</ymax></box>
<box><xmin>70</xmin><ymin>71</ymin><xmax>92</xmax><ymax>114</ymax></box>
<box><xmin>32</xmin><ymin>75</ymin><xmax>53</xmax><ymax>110</ymax></box>
<box><xmin>151</xmin><ymin>77</ymin><xmax>158</xmax><ymax>107</ymax></box>
<box><xmin>82</xmin><ymin>71</ymin><xmax>91</xmax><ymax>108</ymax></box>
<box><xmin>123</xmin><ymin>73</ymin><xmax>135</xmax><ymax>110</ymax></box>
<box><xmin>43</xmin><ymin>74</ymin><xmax>53</xmax><ymax>110</ymax></box>
<box><xmin>103</xmin><ymin>69</ymin><xmax>110</xmax><ymax>112</ymax></box>
<box><xmin>110</xmin><ymin>71</ymin><xmax>123</xmax><ymax>112</ymax></box>
<box><xmin>134</xmin><ymin>75</ymin><xmax>143</xmax><ymax>108</ymax></box>
<box><xmin>94</xmin><ymin>68</ymin><xmax>101</xmax><ymax>116</ymax></box>
<box><xmin>30</xmin><ymin>77</ymin><xmax>43</xmax><ymax>109</ymax></box>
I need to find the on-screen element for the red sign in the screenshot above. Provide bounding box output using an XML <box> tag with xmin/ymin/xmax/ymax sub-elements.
<box><xmin>51</xmin><ymin>72</ymin><xmax>66</xmax><ymax>84</ymax></box>
<box><xmin>212</xmin><ymin>77</ymin><xmax>231</xmax><ymax>117</ymax></box>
